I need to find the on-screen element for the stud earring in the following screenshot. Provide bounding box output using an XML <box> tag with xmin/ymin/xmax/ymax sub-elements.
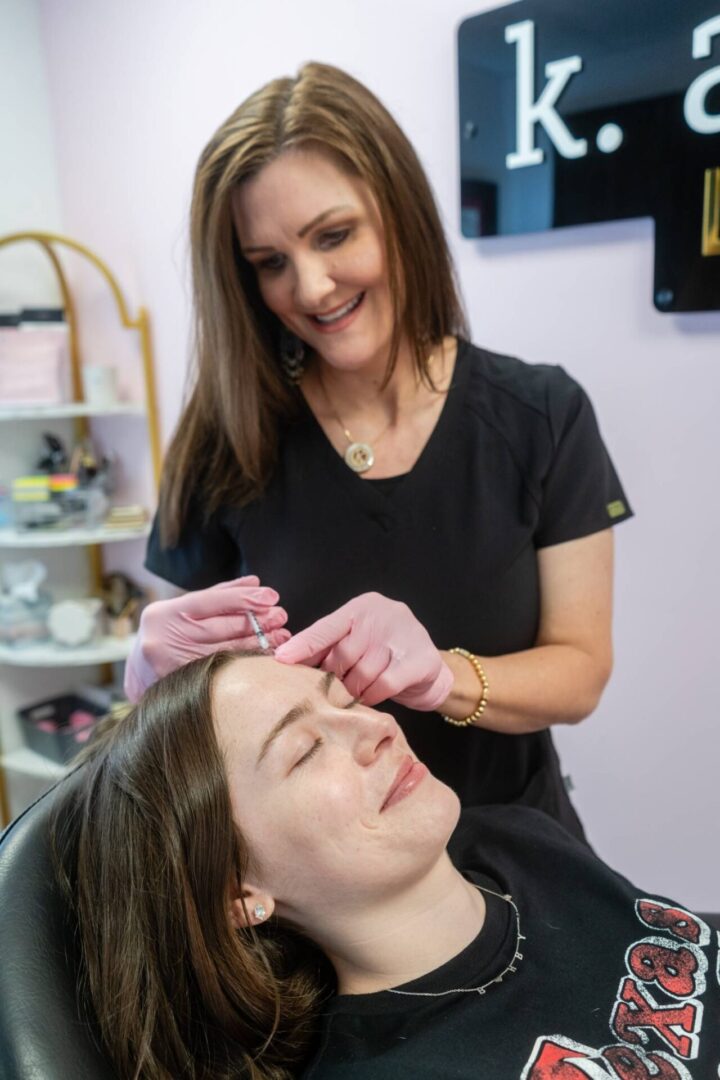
<box><xmin>253</xmin><ymin>903</ymin><xmax>267</xmax><ymax>922</ymax></box>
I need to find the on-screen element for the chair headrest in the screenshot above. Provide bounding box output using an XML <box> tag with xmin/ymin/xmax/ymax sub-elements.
<box><xmin>0</xmin><ymin>775</ymin><xmax>115</xmax><ymax>1079</ymax></box>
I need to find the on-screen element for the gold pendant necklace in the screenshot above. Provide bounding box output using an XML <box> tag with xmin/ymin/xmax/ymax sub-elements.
<box><xmin>318</xmin><ymin>374</ymin><xmax>393</xmax><ymax>474</ymax></box>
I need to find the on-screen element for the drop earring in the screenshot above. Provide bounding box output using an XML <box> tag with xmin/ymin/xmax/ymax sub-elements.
<box><xmin>279</xmin><ymin>328</ymin><xmax>306</xmax><ymax>384</ymax></box>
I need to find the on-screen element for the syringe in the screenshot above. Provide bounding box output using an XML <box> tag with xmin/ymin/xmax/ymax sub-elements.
<box><xmin>247</xmin><ymin>610</ymin><xmax>271</xmax><ymax>652</ymax></box>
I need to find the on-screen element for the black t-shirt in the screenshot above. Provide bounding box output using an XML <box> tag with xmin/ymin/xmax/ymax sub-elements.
<box><xmin>302</xmin><ymin>807</ymin><xmax>720</xmax><ymax>1079</ymax></box>
<box><xmin>146</xmin><ymin>342</ymin><xmax>633</xmax><ymax>829</ymax></box>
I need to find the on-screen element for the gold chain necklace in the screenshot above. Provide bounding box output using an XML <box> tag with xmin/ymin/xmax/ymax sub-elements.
<box><xmin>387</xmin><ymin>885</ymin><xmax>525</xmax><ymax>998</ymax></box>
<box><xmin>317</xmin><ymin>372</ymin><xmax>394</xmax><ymax>474</ymax></box>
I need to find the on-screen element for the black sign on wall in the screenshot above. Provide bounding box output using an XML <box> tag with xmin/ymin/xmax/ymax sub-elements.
<box><xmin>458</xmin><ymin>0</ymin><xmax>720</xmax><ymax>312</ymax></box>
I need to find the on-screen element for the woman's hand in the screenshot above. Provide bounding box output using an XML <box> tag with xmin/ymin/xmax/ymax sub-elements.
<box><xmin>124</xmin><ymin>576</ymin><xmax>289</xmax><ymax>702</ymax></box>
<box><xmin>273</xmin><ymin>592</ymin><xmax>453</xmax><ymax>710</ymax></box>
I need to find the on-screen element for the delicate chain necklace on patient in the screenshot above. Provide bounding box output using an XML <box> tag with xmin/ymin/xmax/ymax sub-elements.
<box><xmin>387</xmin><ymin>885</ymin><xmax>525</xmax><ymax>998</ymax></box>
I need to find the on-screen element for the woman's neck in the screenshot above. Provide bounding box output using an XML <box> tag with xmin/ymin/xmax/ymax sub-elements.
<box><xmin>304</xmin><ymin>335</ymin><xmax>456</xmax><ymax>426</ymax></box>
<box><xmin>315</xmin><ymin>855</ymin><xmax>486</xmax><ymax>996</ymax></box>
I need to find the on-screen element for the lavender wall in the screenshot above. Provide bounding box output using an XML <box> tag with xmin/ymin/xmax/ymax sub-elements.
<box><xmin>37</xmin><ymin>0</ymin><xmax>720</xmax><ymax>908</ymax></box>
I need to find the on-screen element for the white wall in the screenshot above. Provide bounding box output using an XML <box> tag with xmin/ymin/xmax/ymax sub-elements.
<box><xmin>33</xmin><ymin>0</ymin><xmax>720</xmax><ymax>909</ymax></box>
<box><xmin>0</xmin><ymin>0</ymin><xmax>63</xmax><ymax>304</ymax></box>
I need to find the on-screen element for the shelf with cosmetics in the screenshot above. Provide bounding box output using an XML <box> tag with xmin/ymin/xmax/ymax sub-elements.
<box><xmin>0</xmin><ymin>232</ymin><xmax>162</xmax><ymax>827</ymax></box>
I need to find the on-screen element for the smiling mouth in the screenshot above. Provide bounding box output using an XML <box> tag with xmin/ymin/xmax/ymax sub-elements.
<box><xmin>309</xmin><ymin>292</ymin><xmax>365</xmax><ymax>327</ymax></box>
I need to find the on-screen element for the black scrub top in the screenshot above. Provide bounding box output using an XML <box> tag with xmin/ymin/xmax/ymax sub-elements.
<box><xmin>146</xmin><ymin>341</ymin><xmax>633</xmax><ymax>837</ymax></box>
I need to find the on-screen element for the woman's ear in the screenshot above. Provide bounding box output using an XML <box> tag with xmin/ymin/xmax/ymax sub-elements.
<box><xmin>229</xmin><ymin>881</ymin><xmax>275</xmax><ymax>930</ymax></box>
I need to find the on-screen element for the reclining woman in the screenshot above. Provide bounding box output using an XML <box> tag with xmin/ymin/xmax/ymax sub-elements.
<box><xmin>54</xmin><ymin>652</ymin><xmax>718</xmax><ymax>1080</ymax></box>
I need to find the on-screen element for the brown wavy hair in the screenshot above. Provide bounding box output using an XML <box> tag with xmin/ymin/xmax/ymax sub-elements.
<box><xmin>52</xmin><ymin>652</ymin><xmax>332</xmax><ymax>1079</ymax></box>
<box><xmin>160</xmin><ymin>60</ymin><xmax>467</xmax><ymax>546</ymax></box>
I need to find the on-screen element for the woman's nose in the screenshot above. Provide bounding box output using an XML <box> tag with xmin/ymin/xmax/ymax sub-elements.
<box><xmin>293</xmin><ymin>255</ymin><xmax>335</xmax><ymax>311</ymax></box>
<box><xmin>353</xmin><ymin>712</ymin><xmax>398</xmax><ymax>767</ymax></box>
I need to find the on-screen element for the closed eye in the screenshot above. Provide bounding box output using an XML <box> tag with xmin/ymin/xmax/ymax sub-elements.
<box><xmin>290</xmin><ymin>697</ymin><xmax>359</xmax><ymax>770</ymax></box>
<box><xmin>293</xmin><ymin>737</ymin><xmax>323</xmax><ymax>770</ymax></box>
<box><xmin>317</xmin><ymin>227</ymin><xmax>352</xmax><ymax>250</ymax></box>
<box><xmin>256</xmin><ymin>252</ymin><xmax>286</xmax><ymax>273</ymax></box>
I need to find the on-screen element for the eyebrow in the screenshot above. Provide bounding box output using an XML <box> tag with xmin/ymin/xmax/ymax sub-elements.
<box><xmin>242</xmin><ymin>204</ymin><xmax>354</xmax><ymax>254</ymax></box>
<box><xmin>256</xmin><ymin>670</ymin><xmax>337</xmax><ymax>767</ymax></box>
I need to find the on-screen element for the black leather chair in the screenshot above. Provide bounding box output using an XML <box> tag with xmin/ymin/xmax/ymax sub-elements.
<box><xmin>0</xmin><ymin>776</ymin><xmax>114</xmax><ymax>1079</ymax></box>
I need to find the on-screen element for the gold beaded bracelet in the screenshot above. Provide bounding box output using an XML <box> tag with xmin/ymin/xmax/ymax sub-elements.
<box><xmin>441</xmin><ymin>647</ymin><xmax>489</xmax><ymax>728</ymax></box>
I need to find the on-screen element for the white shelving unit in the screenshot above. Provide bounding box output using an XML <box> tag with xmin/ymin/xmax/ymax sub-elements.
<box><xmin>0</xmin><ymin>523</ymin><xmax>150</xmax><ymax>548</ymax></box>
<box><xmin>0</xmin><ymin>230</ymin><xmax>162</xmax><ymax>827</ymax></box>
<box><xmin>0</xmin><ymin>747</ymin><xmax>67</xmax><ymax>820</ymax></box>
<box><xmin>0</xmin><ymin>633</ymin><xmax>136</xmax><ymax>668</ymax></box>
<box><xmin>0</xmin><ymin>402</ymin><xmax>146</xmax><ymax>421</ymax></box>
<box><xmin>1</xmin><ymin>747</ymin><xmax>66</xmax><ymax>781</ymax></box>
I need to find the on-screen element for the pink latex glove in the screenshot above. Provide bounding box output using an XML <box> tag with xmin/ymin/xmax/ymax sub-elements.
<box><xmin>273</xmin><ymin>592</ymin><xmax>453</xmax><ymax>710</ymax></box>
<box><xmin>124</xmin><ymin>575</ymin><xmax>290</xmax><ymax>702</ymax></box>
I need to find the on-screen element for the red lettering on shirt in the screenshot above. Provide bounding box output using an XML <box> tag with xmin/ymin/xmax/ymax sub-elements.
<box><xmin>520</xmin><ymin>1035</ymin><xmax>613</xmax><ymax>1078</ymax></box>
<box><xmin>636</xmin><ymin>901</ymin><xmax>709</xmax><ymax>948</ymax></box>
<box><xmin>521</xmin><ymin>1037</ymin><xmax>693</xmax><ymax>1080</ymax></box>
<box><xmin>520</xmin><ymin>1036</ymin><xmax>693</xmax><ymax>1079</ymax></box>
<box><xmin>627</xmin><ymin>938</ymin><xmax>706</xmax><ymax>999</ymax></box>
<box><xmin>611</xmin><ymin>978</ymin><xmax>701</xmax><ymax>1059</ymax></box>
<box><xmin>520</xmin><ymin>897</ymin><xmax>714</xmax><ymax>1079</ymax></box>
<box><xmin>602</xmin><ymin>1044</ymin><xmax>691</xmax><ymax>1079</ymax></box>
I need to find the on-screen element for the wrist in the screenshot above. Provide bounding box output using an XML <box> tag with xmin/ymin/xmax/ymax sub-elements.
<box><xmin>123</xmin><ymin>630</ymin><xmax>158</xmax><ymax>703</ymax></box>
<box><xmin>437</xmin><ymin>650</ymin><xmax>472</xmax><ymax>712</ymax></box>
<box><xmin>438</xmin><ymin>648</ymin><xmax>489</xmax><ymax>727</ymax></box>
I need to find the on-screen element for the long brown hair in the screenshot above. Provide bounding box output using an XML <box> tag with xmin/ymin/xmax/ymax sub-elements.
<box><xmin>52</xmin><ymin>652</ymin><xmax>331</xmax><ymax>1079</ymax></box>
<box><xmin>160</xmin><ymin>61</ymin><xmax>467</xmax><ymax>546</ymax></box>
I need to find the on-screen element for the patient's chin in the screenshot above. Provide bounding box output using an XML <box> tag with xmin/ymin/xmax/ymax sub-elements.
<box><xmin>417</xmin><ymin>770</ymin><xmax>462</xmax><ymax>846</ymax></box>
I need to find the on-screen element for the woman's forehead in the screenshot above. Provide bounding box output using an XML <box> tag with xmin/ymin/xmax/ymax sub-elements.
<box><xmin>212</xmin><ymin>658</ymin><xmax>320</xmax><ymax>745</ymax></box>
<box><xmin>232</xmin><ymin>148</ymin><xmax>375</xmax><ymax>241</ymax></box>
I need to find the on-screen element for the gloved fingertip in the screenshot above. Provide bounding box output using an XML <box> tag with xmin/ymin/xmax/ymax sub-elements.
<box><xmin>272</xmin><ymin>640</ymin><xmax>293</xmax><ymax>661</ymax></box>
<box><xmin>218</xmin><ymin>576</ymin><xmax>257</xmax><ymax>590</ymax></box>
<box><xmin>254</xmin><ymin>589</ymin><xmax>279</xmax><ymax>606</ymax></box>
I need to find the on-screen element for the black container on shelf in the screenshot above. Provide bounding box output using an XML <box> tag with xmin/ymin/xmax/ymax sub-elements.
<box><xmin>18</xmin><ymin>694</ymin><xmax>107</xmax><ymax>764</ymax></box>
<box><xmin>18</xmin><ymin>308</ymin><xmax>66</xmax><ymax>324</ymax></box>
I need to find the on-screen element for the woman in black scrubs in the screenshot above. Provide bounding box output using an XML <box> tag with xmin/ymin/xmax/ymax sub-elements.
<box><xmin>137</xmin><ymin>61</ymin><xmax>632</xmax><ymax>839</ymax></box>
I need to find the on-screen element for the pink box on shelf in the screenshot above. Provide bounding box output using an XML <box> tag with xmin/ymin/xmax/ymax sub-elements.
<box><xmin>0</xmin><ymin>327</ymin><xmax>71</xmax><ymax>406</ymax></box>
